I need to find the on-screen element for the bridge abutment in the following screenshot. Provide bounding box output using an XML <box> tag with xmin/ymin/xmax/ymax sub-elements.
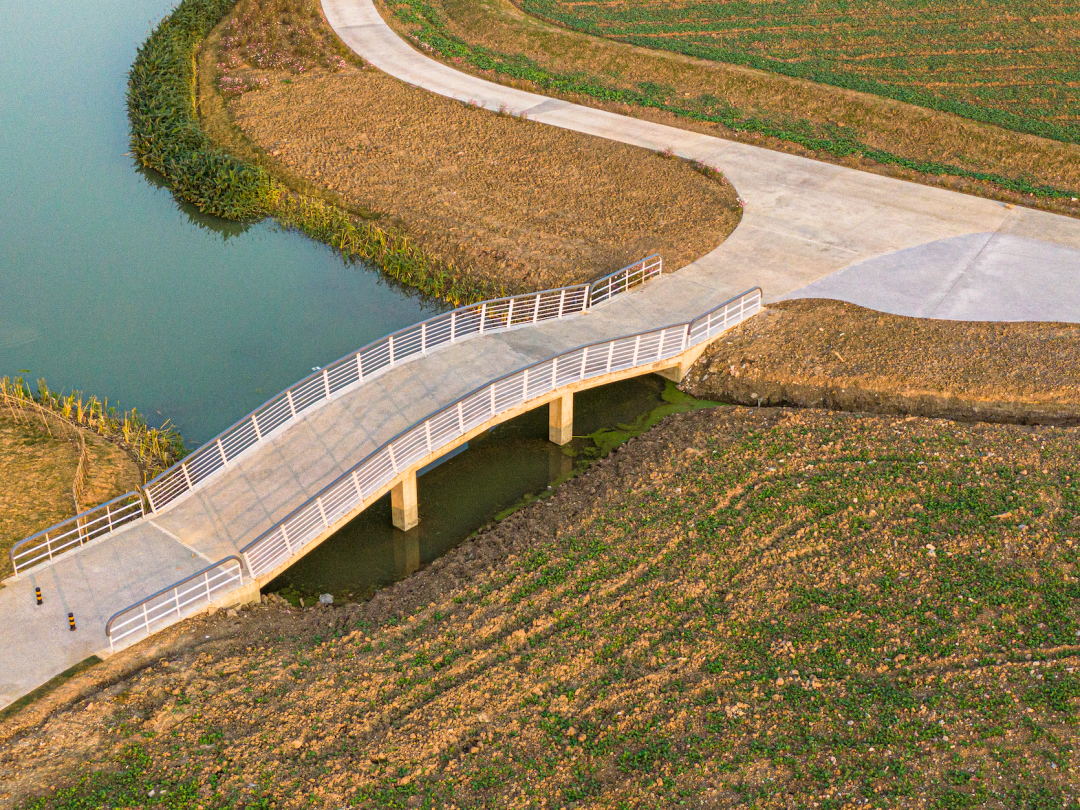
<box><xmin>549</xmin><ymin>393</ymin><xmax>573</xmax><ymax>445</ymax></box>
<box><xmin>392</xmin><ymin>472</ymin><xmax>419</xmax><ymax>531</ymax></box>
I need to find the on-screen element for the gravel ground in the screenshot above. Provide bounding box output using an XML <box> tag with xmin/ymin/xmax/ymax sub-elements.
<box><xmin>5</xmin><ymin>406</ymin><xmax>1080</xmax><ymax>809</ymax></box>
<box><xmin>685</xmin><ymin>300</ymin><xmax>1080</xmax><ymax>426</ymax></box>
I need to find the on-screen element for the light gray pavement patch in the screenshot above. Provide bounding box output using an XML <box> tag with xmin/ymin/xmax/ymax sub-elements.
<box><xmin>786</xmin><ymin>234</ymin><xmax>1080</xmax><ymax>321</ymax></box>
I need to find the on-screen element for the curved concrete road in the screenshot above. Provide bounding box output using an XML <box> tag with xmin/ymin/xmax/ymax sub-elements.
<box><xmin>323</xmin><ymin>0</ymin><xmax>1080</xmax><ymax>322</ymax></box>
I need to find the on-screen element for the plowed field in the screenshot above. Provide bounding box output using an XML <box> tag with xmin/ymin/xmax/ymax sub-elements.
<box><xmin>517</xmin><ymin>0</ymin><xmax>1080</xmax><ymax>143</ymax></box>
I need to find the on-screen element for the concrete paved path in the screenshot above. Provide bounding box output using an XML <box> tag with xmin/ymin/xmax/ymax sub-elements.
<box><xmin>323</xmin><ymin>0</ymin><xmax>1080</xmax><ymax>321</ymax></box>
<box><xmin>5</xmin><ymin>0</ymin><xmax>1080</xmax><ymax>709</ymax></box>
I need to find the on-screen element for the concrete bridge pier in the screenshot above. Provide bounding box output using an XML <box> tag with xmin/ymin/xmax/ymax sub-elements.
<box><xmin>391</xmin><ymin>472</ymin><xmax>419</xmax><ymax>531</ymax></box>
<box><xmin>549</xmin><ymin>394</ymin><xmax>573</xmax><ymax>445</ymax></box>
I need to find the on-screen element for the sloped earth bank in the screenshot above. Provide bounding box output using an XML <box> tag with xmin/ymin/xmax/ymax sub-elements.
<box><xmin>0</xmin><ymin>414</ymin><xmax>142</xmax><ymax>579</ymax></box>
<box><xmin>4</xmin><ymin>406</ymin><xmax>1080</xmax><ymax>809</ymax></box>
<box><xmin>684</xmin><ymin>301</ymin><xmax>1080</xmax><ymax>427</ymax></box>
<box><xmin>198</xmin><ymin>3</ymin><xmax>741</xmax><ymax>294</ymax></box>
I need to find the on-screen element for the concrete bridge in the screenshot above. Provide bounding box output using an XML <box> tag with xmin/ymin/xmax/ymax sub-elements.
<box><xmin>3</xmin><ymin>0</ymin><xmax>1080</xmax><ymax>708</ymax></box>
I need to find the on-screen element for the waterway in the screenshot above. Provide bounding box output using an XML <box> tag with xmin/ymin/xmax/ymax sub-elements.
<box><xmin>0</xmin><ymin>0</ymin><xmax>438</xmax><ymax>445</ymax></box>
<box><xmin>0</xmin><ymin>0</ymin><xmax>681</xmax><ymax>597</ymax></box>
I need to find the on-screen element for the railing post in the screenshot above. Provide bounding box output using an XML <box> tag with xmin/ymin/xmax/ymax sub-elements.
<box><xmin>425</xmin><ymin>420</ymin><xmax>433</xmax><ymax>453</ymax></box>
<box><xmin>421</xmin><ymin>322</ymin><xmax>428</xmax><ymax>354</ymax></box>
<box><xmin>216</xmin><ymin>438</ymin><xmax>228</xmax><ymax>467</ymax></box>
<box><xmin>532</xmin><ymin>295</ymin><xmax>540</xmax><ymax>323</ymax></box>
<box><xmin>558</xmin><ymin>288</ymin><xmax>566</xmax><ymax>318</ymax></box>
<box><xmin>551</xmin><ymin>356</ymin><xmax>558</xmax><ymax>388</ymax></box>
<box><xmin>251</xmin><ymin>413</ymin><xmax>263</xmax><ymax>442</ymax></box>
<box><xmin>142</xmin><ymin>603</ymin><xmax>150</xmax><ymax>635</ymax></box>
<box><xmin>632</xmin><ymin>334</ymin><xmax>642</xmax><ymax>366</ymax></box>
<box><xmin>286</xmin><ymin>390</ymin><xmax>297</xmax><ymax>418</ymax></box>
<box><xmin>280</xmin><ymin>525</ymin><xmax>294</xmax><ymax>554</ymax></box>
<box><xmin>389</xmin><ymin>335</ymin><xmax>396</xmax><ymax>367</ymax></box>
<box><xmin>388</xmin><ymin>443</ymin><xmax>399</xmax><ymax>474</ymax></box>
<box><xmin>205</xmin><ymin>571</ymin><xmax>212</xmax><ymax>602</ymax></box>
<box><xmin>682</xmin><ymin>323</ymin><xmax>691</xmax><ymax>351</ymax></box>
<box><xmin>507</xmin><ymin>297</ymin><xmax>515</xmax><ymax>326</ymax></box>
<box><xmin>181</xmin><ymin>462</ymin><xmax>194</xmax><ymax>491</ymax></box>
<box><xmin>45</xmin><ymin>531</ymin><xmax>54</xmax><ymax>562</ymax></box>
<box><xmin>356</xmin><ymin>351</ymin><xmax>364</xmax><ymax>381</ymax></box>
<box><xmin>480</xmin><ymin>302</ymin><xmax>488</xmax><ymax>334</ymax></box>
<box><xmin>323</xmin><ymin>368</ymin><xmax>331</xmax><ymax>398</ymax></box>
<box><xmin>145</xmin><ymin>487</ymin><xmax>158</xmax><ymax>514</ymax></box>
<box><xmin>579</xmin><ymin>347</ymin><xmax>588</xmax><ymax>380</ymax></box>
<box><xmin>351</xmin><ymin>469</ymin><xmax>364</xmax><ymax>501</ymax></box>
<box><xmin>316</xmin><ymin>497</ymin><xmax>329</xmax><ymax>528</ymax></box>
<box><xmin>450</xmin><ymin>311</ymin><xmax>457</xmax><ymax>342</ymax></box>
<box><xmin>457</xmin><ymin>401</ymin><xmax>465</xmax><ymax>434</ymax></box>
<box><xmin>106</xmin><ymin>502</ymin><xmax>114</xmax><ymax>533</ymax></box>
<box><xmin>606</xmin><ymin>342</ymin><xmax>615</xmax><ymax>374</ymax></box>
<box><xmin>523</xmin><ymin>368</ymin><xmax>529</xmax><ymax>402</ymax></box>
<box><xmin>489</xmin><ymin>384</ymin><xmax>496</xmax><ymax>416</ymax></box>
<box><xmin>174</xmin><ymin>589</ymin><xmax>181</xmax><ymax>618</ymax></box>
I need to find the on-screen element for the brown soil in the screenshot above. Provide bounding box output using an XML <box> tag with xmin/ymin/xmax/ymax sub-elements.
<box><xmin>200</xmin><ymin>8</ymin><xmax>741</xmax><ymax>294</ymax></box>
<box><xmin>5</xmin><ymin>406</ymin><xmax>1080</xmax><ymax>808</ymax></box>
<box><xmin>0</xmin><ymin>412</ymin><xmax>141</xmax><ymax>580</ymax></box>
<box><xmin>380</xmin><ymin>0</ymin><xmax>1080</xmax><ymax>218</ymax></box>
<box><xmin>684</xmin><ymin>299</ymin><xmax>1080</xmax><ymax>426</ymax></box>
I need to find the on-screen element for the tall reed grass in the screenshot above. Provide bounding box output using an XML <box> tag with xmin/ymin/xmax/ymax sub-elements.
<box><xmin>128</xmin><ymin>0</ymin><xmax>492</xmax><ymax>303</ymax></box>
<box><xmin>0</xmin><ymin>377</ymin><xmax>186</xmax><ymax>479</ymax></box>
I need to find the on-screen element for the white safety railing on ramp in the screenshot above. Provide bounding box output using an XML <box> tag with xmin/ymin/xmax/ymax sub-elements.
<box><xmin>239</xmin><ymin>286</ymin><xmax>760</xmax><ymax>580</ymax></box>
<box><xmin>588</xmin><ymin>254</ymin><xmax>661</xmax><ymax>307</ymax></box>
<box><xmin>9</xmin><ymin>493</ymin><xmax>145</xmax><ymax>576</ymax></box>
<box><xmin>104</xmin><ymin>556</ymin><xmax>244</xmax><ymax>651</ymax></box>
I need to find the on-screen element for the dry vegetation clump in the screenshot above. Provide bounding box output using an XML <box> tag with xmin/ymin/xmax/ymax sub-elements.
<box><xmin>5</xmin><ymin>407</ymin><xmax>1080</xmax><ymax>809</ymax></box>
<box><xmin>214</xmin><ymin>0</ymin><xmax>352</xmax><ymax>96</ymax></box>
<box><xmin>0</xmin><ymin>412</ymin><xmax>141</xmax><ymax>579</ymax></box>
<box><xmin>684</xmin><ymin>300</ymin><xmax>1080</xmax><ymax>425</ymax></box>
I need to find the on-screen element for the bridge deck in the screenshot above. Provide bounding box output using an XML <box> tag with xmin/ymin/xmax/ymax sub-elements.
<box><xmin>4</xmin><ymin>0</ymin><xmax>1080</xmax><ymax>707</ymax></box>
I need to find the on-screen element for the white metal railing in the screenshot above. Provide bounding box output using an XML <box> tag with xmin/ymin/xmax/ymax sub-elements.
<box><xmin>104</xmin><ymin>556</ymin><xmax>244</xmax><ymax>651</ymax></box>
<box><xmin>142</xmin><ymin>255</ymin><xmax>664</xmax><ymax>514</ymax></box>
<box><xmin>588</xmin><ymin>253</ymin><xmax>662</xmax><ymax>307</ymax></box>
<box><xmin>8</xmin><ymin>492</ymin><xmax>145</xmax><ymax>576</ymax></box>
<box><xmin>142</xmin><ymin>284</ymin><xmax>595</xmax><ymax>513</ymax></box>
<box><xmin>238</xmin><ymin>286</ymin><xmax>760</xmax><ymax>580</ymax></box>
<box><xmin>7</xmin><ymin>256</ymin><xmax>667</xmax><ymax>579</ymax></box>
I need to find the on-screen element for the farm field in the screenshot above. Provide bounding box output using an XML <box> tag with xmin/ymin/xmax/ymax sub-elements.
<box><xmin>384</xmin><ymin>0</ymin><xmax>1080</xmax><ymax>210</ymax></box>
<box><xmin>515</xmin><ymin>0</ymin><xmax>1080</xmax><ymax>144</ymax></box>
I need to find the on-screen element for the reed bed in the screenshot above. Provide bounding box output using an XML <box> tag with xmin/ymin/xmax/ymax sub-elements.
<box><xmin>0</xmin><ymin>377</ymin><xmax>186</xmax><ymax>480</ymax></box>
<box><xmin>129</xmin><ymin>0</ymin><xmax>492</xmax><ymax>302</ymax></box>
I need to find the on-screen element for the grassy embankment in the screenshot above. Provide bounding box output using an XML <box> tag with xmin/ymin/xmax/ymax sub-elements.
<box><xmin>7</xmin><ymin>406</ymin><xmax>1080</xmax><ymax>809</ymax></box>
<box><xmin>0</xmin><ymin>380</ymin><xmax>169</xmax><ymax>579</ymax></box>
<box><xmin>129</xmin><ymin>0</ymin><xmax>501</xmax><ymax>304</ymax></box>
<box><xmin>381</xmin><ymin>0</ymin><xmax>1080</xmax><ymax>213</ymax></box>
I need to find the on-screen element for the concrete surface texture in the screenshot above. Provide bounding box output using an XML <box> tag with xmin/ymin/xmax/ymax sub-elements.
<box><xmin>4</xmin><ymin>0</ymin><xmax>1080</xmax><ymax>709</ymax></box>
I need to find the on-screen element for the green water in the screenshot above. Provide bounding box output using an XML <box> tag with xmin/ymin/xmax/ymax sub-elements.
<box><xmin>0</xmin><ymin>0</ymin><xmax>440</xmax><ymax>444</ymax></box>
<box><xmin>0</xmin><ymin>0</ymin><xmax>689</xmax><ymax>596</ymax></box>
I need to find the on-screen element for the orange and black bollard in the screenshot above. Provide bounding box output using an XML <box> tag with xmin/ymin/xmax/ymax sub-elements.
<box><xmin>35</xmin><ymin>587</ymin><xmax>42</xmax><ymax>605</ymax></box>
<box><xmin>68</xmin><ymin>612</ymin><xmax>76</xmax><ymax>632</ymax></box>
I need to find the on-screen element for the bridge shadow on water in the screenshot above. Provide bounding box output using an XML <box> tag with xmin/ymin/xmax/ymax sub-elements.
<box><xmin>266</xmin><ymin>375</ymin><xmax>677</xmax><ymax>603</ymax></box>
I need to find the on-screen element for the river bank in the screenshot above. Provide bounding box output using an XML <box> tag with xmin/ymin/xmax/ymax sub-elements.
<box><xmin>138</xmin><ymin>0</ymin><xmax>741</xmax><ymax>300</ymax></box>
<box><xmin>3</xmin><ymin>403</ymin><xmax>1079</xmax><ymax>808</ymax></box>
<box><xmin>683</xmin><ymin>300</ymin><xmax>1080</xmax><ymax>426</ymax></box>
